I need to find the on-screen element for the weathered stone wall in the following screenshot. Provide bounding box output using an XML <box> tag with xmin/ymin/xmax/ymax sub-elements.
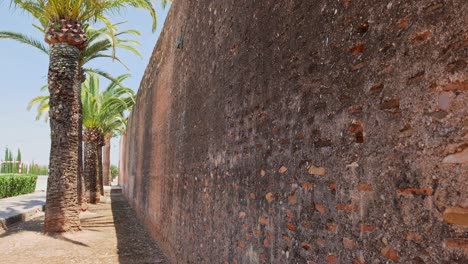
<box><xmin>120</xmin><ymin>0</ymin><xmax>468</xmax><ymax>263</ymax></box>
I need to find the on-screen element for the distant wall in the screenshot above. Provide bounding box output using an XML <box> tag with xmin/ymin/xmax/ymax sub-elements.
<box><xmin>120</xmin><ymin>0</ymin><xmax>468</xmax><ymax>263</ymax></box>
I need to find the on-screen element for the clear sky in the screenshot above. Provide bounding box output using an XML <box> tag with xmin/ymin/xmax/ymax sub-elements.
<box><xmin>0</xmin><ymin>2</ymin><xmax>171</xmax><ymax>165</ymax></box>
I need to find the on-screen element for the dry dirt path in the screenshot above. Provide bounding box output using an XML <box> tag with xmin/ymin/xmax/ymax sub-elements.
<box><xmin>0</xmin><ymin>194</ymin><xmax>169</xmax><ymax>264</ymax></box>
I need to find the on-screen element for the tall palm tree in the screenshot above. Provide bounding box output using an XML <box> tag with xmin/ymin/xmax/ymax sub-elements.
<box><xmin>81</xmin><ymin>73</ymin><xmax>134</xmax><ymax>203</ymax></box>
<box><xmin>21</xmin><ymin>22</ymin><xmax>144</xmax><ymax>211</ymax></box>
<box><xmin>99</xmin><ymin>86</ymin><xmax>134</xmax><ymax>190</ymax></box>
<box><xmin>9</xmin><ymin>0</ymin><xmax>157</xmax><ymax>233</ymax></box>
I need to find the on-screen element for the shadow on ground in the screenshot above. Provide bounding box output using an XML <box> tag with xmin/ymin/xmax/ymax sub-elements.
<box><xmin>110</xmin><ymin>194</ymin><xmax>169</xmax><ymax>264</ymax></box>
<box><xmin>0</xmin><ymin>215</ymin><xmax>90</xmax><ymax>247</ymax></box>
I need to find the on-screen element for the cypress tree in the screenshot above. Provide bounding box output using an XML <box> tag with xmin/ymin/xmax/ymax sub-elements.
<box><xmin>6</xmin><ymin>148</ymin><xmax>9</xmax><ymax>173</ymax></box>
<box><xmin>7</xmin><ymin>148</ymin><xmax>13</xmax><ymax>173</ymax></box>
<box><xmin>30</xmin><ymin>160</ymin><xmax>36</xmax><ymax>175</ymax></box>
<box><xmin>2</xmin><ymin>147</ymin><xmax>7</xmax><ymax>173</ymax></box>
<box><xmin>16</xmin><ymin>149</ymin><xmax>22</xmax><ymax>174</ymax></box>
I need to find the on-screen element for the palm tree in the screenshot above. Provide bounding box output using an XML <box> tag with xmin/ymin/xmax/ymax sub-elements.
<box><xmin>22</xmin><ymin>22</ymin><xmax>144</xmax><ymax>211</ymax></box>
<box><xmin>81</xmin><ymin>73</ymin><xmax>134</xmax><ymax>203</ymax></box>
<box><xmin>99</xmin><ymin>88</ymin><xmax>134</xmax><ymax>190</ymax></box>
<box><xmin>9</xmin><ymin>0</ymin><xmax>157</xmax><ymax>233</ymax></box>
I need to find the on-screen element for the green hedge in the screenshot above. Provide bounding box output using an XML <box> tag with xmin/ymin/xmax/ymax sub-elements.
<box><xmin>0</xmin><ymin>174</ymin><xmax>38</xmax><ymax>198</ymax></box>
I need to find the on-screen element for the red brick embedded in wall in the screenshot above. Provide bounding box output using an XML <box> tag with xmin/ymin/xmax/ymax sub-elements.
<box><xmin>350</xmin><ymin>42</ymin><xmax>365</xmax><ymax>55</ymax></box>
<box><xmin>440</xmin><ymin>81</ymin><xmax>468</xmax><ymax>91</ymax></box>
<box><xmin>370</xmin><ymin>83</ymin><xmax>384</xmax><ymax>94</ymax></box>
<box><xmin>288</xmin><ymin>194</ymin><xmax>297</xmax><ymax>205</ymax></box>
<box><xmin>381</xmin><ymin>245</ymin><xmax>400</xmax><ymax>262</ymax></box>
<box><xmin>236</xmin><ymin>241</ymin><xmax>245</xmax><ymax>249</ymax></box>
<box><xmin>301</xmin><ymin>242</ymin><xmax>312</xmax><ymax>251</ymax></box>
<box><xmin>397</xmin><ymin>188</ymin><xmax>434</xmax><ymax>196</ymax></box>
<box><xmin>285</xmin><ymin>210</ymin><xmax>294</xmax><ymax>219</ymax></box>
<box><xmin>353</xmin><ymin>256</ymin><xmax>366</xmax><ymax>264</ymax></box>
<box><xmin>326</xmin><ymin>223</ymin><xmax>338</xmax><ymax>232</ymax></box>
<box><xmin>348</xmin><ymin>105</ymin><xmax>363</xmax><ymax>114</ymax></box>
<box><xmin>405</xmin><ymin>232</ymin><xmax>423</xmax><ymax>242</ymax></box>
<box><xmin>278</xmin><ymin>166</ymin><xmax>288</xmax><ymax>174</ymax></box>
<box><xmin>286</xmin><ymin>222</ymin><xmax>296</xmax><ymax>231</ymax></box>
<box><xmin>315</xmin><ymin>203</ymin><xmax>327</xmax><ymax>214</ymax></box>
<box><xmin>343</xmin><ymin>237</ymin><xmax>357</xmax><ymax>249</ymax></box>
<box><xmin>325</xmin><ymin>255</ymin><xmax>338</xmax><ymax>263</ymax></box>
<box><xmin>411</xmin><ymin>30</ymin><xmax>432</xmax><ymax>44</ymax></box>
<box><xmin>259</xmin><ymin>216</ymin><xmax>269</xmax><ymax>225</ymax></box>
<box><xmin>445</xmin><ymin>239</ymin><xmax>468</xmax><ymax>250</ymax></box>
<box><xmin>357</xmin><ymin>183</ymin><xmax>373</xmax><ymax>192</ymax></box>
<box><xmin>301</xmin><ymin>182</ymin><xmax>314</xmax><ymax>190</ymax></box>
<box><xmin>443</xmin><ymin>207</ymin><xmax>468</xmax><ymax>226</ymax></box>
<box><xmin>315</xmin><ymin>238</ymin><xmax>326</xmax><ymax>248</ymax></box>
<box><xmin>308</xmin><ymin>166</ymin><xmax>326</xmax><ymax>176</ymax></box>
<box><xmin>360</xmin><ymin>225</ymin><xmax>375</xmax><ymax>232</ymax></box>
<box><xmin>396</xmin><ymin>17</ymin><xmax>410</xmax><ymax>29</ymax></box>
<box><xmin>379</xmin><ymin>98</ymin><xmax>400</xmax><ymax>110</ymax></box>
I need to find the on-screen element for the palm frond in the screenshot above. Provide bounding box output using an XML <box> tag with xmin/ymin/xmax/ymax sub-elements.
<box><xmin>27</xmin><ymin>94</ymin><xmax>50</xmax><ymax>122</ymax></box>
<box><xmin>0</xmin><ymin>31</ymin><xmax>48</xmax><ymax>55</ymax></box>
<box><xmin>82</xmin><ymin>53</ymin><xmax>130</xmax><ymax>70</ymax></box>
<box><xmin>11</xmin><ymin>0</ymin><xmax>158</xmax><ymax>32</ymax></box>
<box><xmin>116</xmin><ymin>43</ymin><xmax>142</xmax><ymax>58</ymax></box>
<box><xmin>81</xmin><ymin>73</ymin><xmax>135</xmax><ymax>135</ymax></box>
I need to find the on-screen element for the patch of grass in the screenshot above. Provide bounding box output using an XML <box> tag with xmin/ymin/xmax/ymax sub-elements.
<box><xmin>0</xmin><ymin>174</ymin><xmax>38</xmax><ymax>198</ymax></box>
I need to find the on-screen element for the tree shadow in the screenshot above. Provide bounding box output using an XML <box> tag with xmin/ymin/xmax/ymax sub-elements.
<box><xmin>54</xmin><ymin>234</ymin><xmax>90</xmax><ymax>247</ymax></box>
<box><xmin>81</xmin><ymin>214</ymin><xmax>115</xmax><ymax>228</ymax></box>
<box><xmin>110</xmin><ymin>194</ymin><xmax>169</xmax><ymax>264</ymax></box>
<box><xmin>0</xmin><ymin>217</ymin><xmax>90</xmax><ymax>247</ymax></box>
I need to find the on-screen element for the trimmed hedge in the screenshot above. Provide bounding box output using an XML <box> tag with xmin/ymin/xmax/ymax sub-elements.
<box><xmin>0</xmin><ymin>174</ymin><xmax>38</xmax><ymax>198</ymax></box>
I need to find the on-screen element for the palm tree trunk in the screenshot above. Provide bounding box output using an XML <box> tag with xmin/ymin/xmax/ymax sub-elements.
<box><xmin>97</xmin><ymin>142</ymin><xmax>104</xmax><ymax>196</ymax></box>
<box><xmin>76</xmin><ymin>69</ymin><xmax>87</xmax><ymax>211</ymax></box>
<box><xmin>44</xmin><ymin>43</ymin><xmax>81</xmax><ymax>233</ymax></box>
<box><xmin>103</xmin><ymin>135</ymin><xmax>111</xmax><ymax>186</ymax></box>
<box><xmin>83</xmin><ymin>128</ymin><xmax>100</xmax><ymax>204</ymax></box>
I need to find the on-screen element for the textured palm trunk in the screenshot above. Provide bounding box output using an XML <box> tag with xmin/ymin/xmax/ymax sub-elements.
<box><xmin>76</xmin><ymin>69</ymin><xmax>87</xmax><ymax>211</ymax></box>
<box><xmin>103</xmin><ymin>135</ymin><xmax>112</xmax><ymax>186</ymax></box>
<box><xmin>97</xmin><ymin>140</ymin><xmax>104</xmax><ymax>196</ymax></box>
<box><xmin>44</xmin><ymin>43</ymin><xmax>81</xmax><ymax>233</ymax></box>
<box><xmin>83</xmin><ymin>128</ymin><xmax>100</xmax><ymax>204</ymax></box>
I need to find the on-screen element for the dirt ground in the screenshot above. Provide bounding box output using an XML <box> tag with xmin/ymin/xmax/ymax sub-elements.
<box><xmin>0</xmin><ymin>194</ymin><xmax>169</xmax><ymax>264</ymax></box>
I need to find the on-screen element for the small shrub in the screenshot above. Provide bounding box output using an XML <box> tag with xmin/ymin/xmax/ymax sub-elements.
<box><xmin>110</xmin><ymin>165</ymin><xmax>119</xmax><ymax>180</ymax></box>
<box><xmin>0</xmin><ymin>174</ymin><xmax>38</xmax><ymax>198</ymax></box>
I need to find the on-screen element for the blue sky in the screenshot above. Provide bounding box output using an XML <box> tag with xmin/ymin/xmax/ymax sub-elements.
<box><xmin>0</xmin><ymin>2</ymin><xmax>171</xmax><ymax>165</ymax></box>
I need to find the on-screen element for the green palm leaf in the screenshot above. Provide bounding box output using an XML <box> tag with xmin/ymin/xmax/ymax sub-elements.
<box><xmin>0</xmin><ymin>31</ymin><xmax>49</xmax><ymax>55</ymax></box>
<box><xmin>81</xmin><ymin>73</ymin><xmax>136</xmax><ymax>136</ymax></box>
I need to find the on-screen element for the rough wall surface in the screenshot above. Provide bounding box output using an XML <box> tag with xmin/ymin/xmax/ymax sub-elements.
<box><xmin>120</xmin><ymin>0</ymin><xmax>468</xmax><ymax>263</ymax></box>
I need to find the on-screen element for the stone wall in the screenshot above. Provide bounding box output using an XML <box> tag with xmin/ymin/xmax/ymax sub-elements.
<box><xmin>120</xmin><ymin>0</ymin><xmax>468</xmax><ymax>263</ymax></box>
